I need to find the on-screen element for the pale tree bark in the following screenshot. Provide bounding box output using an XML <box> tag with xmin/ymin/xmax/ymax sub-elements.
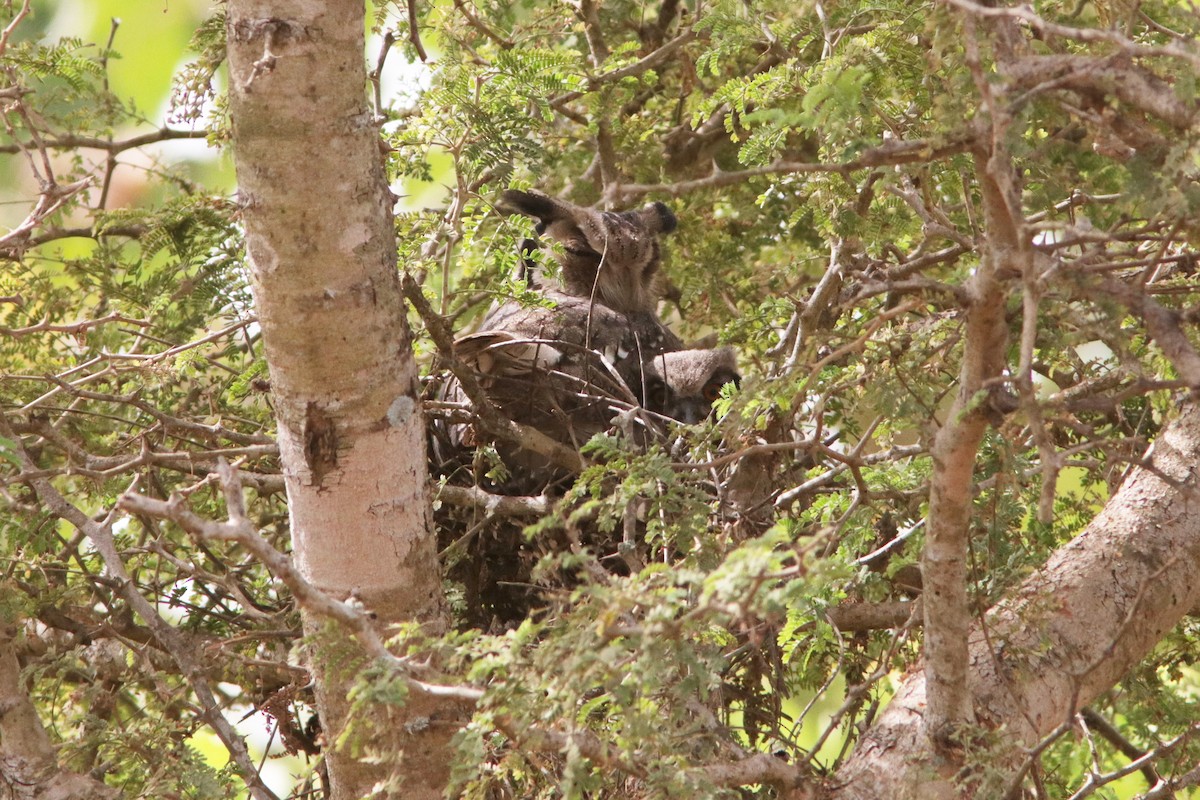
<box><xmin>920</xmin><ymin>5</ymin><xmax>1033</xmax><ymax>746</ymax></box>
<box><xmin>818</xmin><ymin>400</ymin><xmax>1200</xmax><ymax>799</ymax></box>
<box><xmin>0</xmin><ymin>622</ymin><xmax>119</xmax><ymax>800</ymax></box>
<box><xmin>920</xmin><ymin>137</ymin><xmax>1025</xmax><ymax>746</ymax></box>
<box><xmin>919</xmin><ymin>164</ymin><xmax>1008</xmax><ymax>742</ymax></box>
<box><xmin>225</xmin><ymin>3</ymin><xmax>462</xmax><ymax>798</ymax></box>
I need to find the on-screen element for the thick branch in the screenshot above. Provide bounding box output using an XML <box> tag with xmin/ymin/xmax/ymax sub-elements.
<box><xmin>1005</xmin><ymin>54</ymin><xmax>1196</xmax><ymax>131</ymax></box>
<box><xmin>921</xmin><ymin>122</ymin><xmax>1023</xmax><ymax>742</ymax></box>
<box><xmin>0</xmin><ymin>414</ymin><xmax>279</xmax><ymax>800</ymax></box>
<box><xmin>941</xmin><ymin>0</ymin><xmax>1200</xmax><ymax>72</ymax></box>
<box><xmin>499</xmin><ymin>717</ymin><xmax>819</xmax><ymax>796</ymax></box>
<box><xmin>827</xmin><ymin>601</ymin><xmax>920</xmax><ymax>632</ymax></box>
<box><xmin>435</xmin><ymin>483</ymin><xmax>551</xmax><ymax>518</ymax></box>
<box><xmin>117</xmin><ymin>463</ymin><xmax>483</xmax><ymax>702</ymax></box>
<box><xmin>1082</xmin><ymin>276</ymin><xmax>1200</xmax><ymax>388</ymax></box>
<box><xmin>830</xmin><ymin>401</ymin><xmax>1200</xmax><ymax>799</ymax></box>
<box><xmin>0</xmin><ymin>624</ymin><xmax>120</xmax><ymax>800</ymax></box>
<box><xmin>574</xmin><ymin>0</ymin><xmax>609</xmax><ymax>67</ymax></box>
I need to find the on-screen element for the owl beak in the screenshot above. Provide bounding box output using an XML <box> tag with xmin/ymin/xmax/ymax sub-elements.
<box><xmin>675</xmin><ymin>399</ymin><xmax>711</xmax><ymax>425</ymax></box>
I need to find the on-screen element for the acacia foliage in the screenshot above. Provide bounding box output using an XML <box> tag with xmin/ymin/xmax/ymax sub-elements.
<box><xmin>2</xmin><ymin>0</ymin><xmax>1200</xmax><ymax>797</ymax></box>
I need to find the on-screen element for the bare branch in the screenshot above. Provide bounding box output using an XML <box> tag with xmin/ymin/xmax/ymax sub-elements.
<box><xmin>827</xmin><ymin>600</ymin><xmax>921</xmax><ymax>632</ymax></box>
<box><xmin>0</xmin><ymin>1</ymin><xmax>33</xmax><ymax>57</ymax></box>
<box><xmin>1005</xmin><ymin>54</ymin><xmax>1196</xmax><ymax>130</ymax></box>
<box><xmin>0</xmin><ymin>127</ymin><xmax>211</xmax><ymax>156</ymax></box>
<box><xmin>1079</xmin><ymin>276</ymin><xmax>1200</xmax><ymax>388</ymax></box>
<box><xmin>612</xmin><ymin>134</ymin><xmax>974</xmax><ymax>202</ymax></box>
<box><xmin>435</xmin><ymin>483</ymin><xmax>551</xmax><ymax>517</ymax></box>
<box><xmin>1068</xmin><ymin>722</ymin><xmax>1200</xmax><ymax>800</ymax></box>
<box><xmin>368</xmin><ymin>30</ymin><xmax>395</xmax><ymax>118</ymax></box>
<box><xmin>1079</xmin><ymin>707</ymin><xmax>1161</xmax><ymax>790</ymax></box>
<box><xmin>0</xmin><ymin>414</ymin><xmax>281</xmax><ymax>800</ymax></box>
<box><xmin>695</xmin><ymin>753</ymin><xmax>817</xmax><ymax>794</ymax></box>
<box><xmin>405</xmin><ymin>0</ymin><xmax>428</xmax><ymax>61</ymax></box>
<box><xmin>451</xmin><ymin>0</ymin><xmax>514</xmax><ymax>47</ymax></box>
<box><xmin>401</xmin><ymin>272</ymin><xmax>584</xmax><ymax>474</ymax></box>
<box><xmin>590</xmin><ymin>28</ymin><xmax>694</xmax><ymax>86</ymax></box>
<box><xmin>497</xmin><ymin>716</ymin><xmax>819</xmax><ymax>796</ymax></box>
<box><xmin>940</xmin><ymin>0</ymin><xmax>1200</xmax><ymax>71</ymax></box>
<box><xmin>572</xmin><ymin>0</ymin><xmax>609</xmax><ymax>68</ymax></box>
<box><xmin>116</xmin><ymin>461</ymin><xmax>484</xmax><ymax>703</ymax></box>
<box><xmin>920</xmin><ymin>83</ymin><xmax>1025</xmax><ymax>746</ymax></box>
<box><xmin>0</xmin><ymin>311</ymin><xmax>152</xmax><ymax>337</ymax></box>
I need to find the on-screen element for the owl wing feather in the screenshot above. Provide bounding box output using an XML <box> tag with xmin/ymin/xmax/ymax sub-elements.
<box><xmin>433</xmin><ymin>290</ymin><xmax>682</xmax><ymax>492</ymax></box>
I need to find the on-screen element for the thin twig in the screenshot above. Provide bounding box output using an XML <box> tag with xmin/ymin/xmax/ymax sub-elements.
<box><xmin>401</xmin><ymin>272</ymin><xmax>584</xmax><ymax>473</ymax></box>
<box><xmin>116</xmin><ymin>460</ymin><xmax>484</xmax><ymax>702</ymax></box>
<box><xmin>0</xmin><ymin>414</ymin><xmax>282</xmax><ymax>800</ymax></box>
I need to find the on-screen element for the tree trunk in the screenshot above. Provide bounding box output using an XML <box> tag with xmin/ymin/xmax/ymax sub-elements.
<box><xmin>0</xmin><ymin>621</ymin><xmax>119</xmax><ymax>800</ymax></box>
<box><xmin>225</xmin><ymin>3</ymin><xmax>456</xmax><ymax>797</ymax></box>
<box><xmin>821</xmin><ymin>401</ymin><xmax>1200</xmax><ymax>799</ymax></box>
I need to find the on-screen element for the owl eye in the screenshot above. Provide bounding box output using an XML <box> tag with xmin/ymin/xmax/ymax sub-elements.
<box><xmin>644</xmin><ymin>378</ymin><xmax>671</xmax><ymax>413</ymax></box>
<box><xmin>702</xmin><ymin>380</ymin><xmax>724</xmax><ymax>403</ymax></box>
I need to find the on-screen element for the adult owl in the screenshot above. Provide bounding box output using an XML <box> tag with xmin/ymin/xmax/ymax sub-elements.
<box><xmin>431</xmin><ymin>318</ymin><xmax>741</xmax><ymax>623</ymax></box>
<box><xmin>500</xmin><ymin>189</ymin><xmax>676</xmax><ymax>315</ymax></box>
<box><xmin>431</xmin><ymin>289</ymin><xmax>685</xmax><ymax>493</ymax></box>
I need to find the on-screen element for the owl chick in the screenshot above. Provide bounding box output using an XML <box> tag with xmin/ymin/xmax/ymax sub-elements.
<box><xmin>640</xmin><ymin>346</ymin><xmax>740</xmax><ymax>425</ymax></box>
<box><xmin>501</xmin><ymin>189</ymin><xmax>677</xmax><ymax>314</ymax></box>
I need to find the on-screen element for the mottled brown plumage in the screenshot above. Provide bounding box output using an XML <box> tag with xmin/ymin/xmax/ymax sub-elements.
<box><xmin>501</xmin><ymin>189</ymin><xmax>677</xmax><ymax>314</ymax></box>
<box><xmin>434</xmin><ymin>190</ymin><xmax>738</xmax><ymax>492</ymax></box>
<box><xmin>432</xmin><ymin>290</ymin><xmax>684</xmax><ymax>492</ymax></box>
<box><xmin>642</xmin><ymin>347</ymin><xmax>741</xmax><ymax>425</ymax></box>
<box><xmin>429</xmin><ymin>199</ymin><xmax>740</xmax><ymax>623</ymax></box>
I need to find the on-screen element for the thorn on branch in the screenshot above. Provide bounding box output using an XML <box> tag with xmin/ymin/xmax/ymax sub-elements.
<box><xmin>116</xmin><ymin>461</ymin><xmax>484</xmax><ymax>703</ymax></box>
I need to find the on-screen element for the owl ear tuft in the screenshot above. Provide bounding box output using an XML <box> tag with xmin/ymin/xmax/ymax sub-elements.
<box><xmin>645</xmin><ymin>201</ymin><xmax>677</xmax><ymax>235</ymax></box>
<box><xmin>500</xmin><ymin>189</ymin><xmax>563</xmax><ymax>224</ymax></box>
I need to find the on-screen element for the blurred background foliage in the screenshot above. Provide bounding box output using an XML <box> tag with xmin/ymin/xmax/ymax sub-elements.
<box><xmin>3</xmin><ymin>0</ymin><xmax>1200</xmax><ymax>797</ymax></box>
